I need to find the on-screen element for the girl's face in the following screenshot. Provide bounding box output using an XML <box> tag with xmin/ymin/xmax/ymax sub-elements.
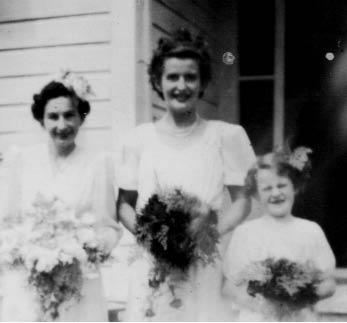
<box><xmin>257</xmin><ymin>168</ymin><xmax>295</xmax><ymax>218</ymax></box>
<box><xmin>43</xmin><ymin>96</ymin><xmax>82</xmax><ymax>152</ymax></box>
<box><xmin>159</xmin><ymin>57</ymin><xmax>202</xmax><ymax>114</ymax></box>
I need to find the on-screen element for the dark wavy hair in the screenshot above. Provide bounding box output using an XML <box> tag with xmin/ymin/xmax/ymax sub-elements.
<box><xmin>148</xmin><ymin>28</ymin><xmax>212</xmax><ymax>99</ymax></box>
<box><xmin>245</xmin><ymin>150</ymin><xmax>312</xmax><ymax>197</ymax></box>
<box><xmin>31</xmin><ymin>81</ymin><xmax>90</xmax><ymax>125</ymax></box>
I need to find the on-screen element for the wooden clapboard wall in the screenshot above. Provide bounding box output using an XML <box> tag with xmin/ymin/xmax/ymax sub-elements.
<box><xmin>0</xmin><ymin>0</ymin><xmax>112</xmax><ymax>153</ymax></box>
<box><xmin>150</xmin><ymin>0</ymin><xmax>239</xmax><ymax>122</ymax></box>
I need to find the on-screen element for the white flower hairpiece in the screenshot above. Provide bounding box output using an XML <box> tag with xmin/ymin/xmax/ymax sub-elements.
<box><xmin>53</xmin><ymin>69</ymin><xmax>94</xmax><ymax>101</ymax></box>
<box><xmin>288</xmin><ymin>147</ymin><xmax>313</xmax><ymax>171</ymax></box>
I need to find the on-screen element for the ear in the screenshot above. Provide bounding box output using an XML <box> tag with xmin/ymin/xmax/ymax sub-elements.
<box><xmin>154</xmin><ymin>80</ymin><xmax>162</xmax><ymax>93</ymax></box>
<box><xmin>199</xmin><ymin>82</ymin><xmax>208</xmax><ymax>98</ymax></box>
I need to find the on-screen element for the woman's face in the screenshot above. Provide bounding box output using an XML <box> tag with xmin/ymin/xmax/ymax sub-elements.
<box><xmin>257</xmin><ymin>168</ymin><xmax>295</xmax><ymax>218</ymax></box>
<box><xmin>43</xmin><ymin>96</ymin><xmax>82</xmax><ymax>151</ymax></box>
<box><xmin>159</xmin><ymin>57</ymin><xmax>202</xmax><ymax>114</ymax></box>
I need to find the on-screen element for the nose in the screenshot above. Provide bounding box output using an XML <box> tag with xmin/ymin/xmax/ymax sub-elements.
<box><xmin>271</xmin><ymin>186</ymin><xmax>281</xmax><ymax>196</ymax></box>
<box><xmin>176</xmin><ymin>76</ymin><xmax>187</xmax><ymax>90</ymax></box>
<box><xmin>57</xmin><ymin>117</ymin><xmax>68</xmax><ymax>131</ymax></box>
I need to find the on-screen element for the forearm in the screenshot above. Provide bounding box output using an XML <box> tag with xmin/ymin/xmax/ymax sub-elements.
<box><xmin>118</xmin><ymin>203</ymin><xmax>137</xmax><ymax>234</ymax></box>
<box><xmin>117</xmin><ymin>189</ymin><xmax>138</xmax><ymax>234</ymax></box>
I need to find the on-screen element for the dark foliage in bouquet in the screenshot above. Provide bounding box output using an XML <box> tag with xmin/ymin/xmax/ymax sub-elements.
<box><xmin>136</xmin><ymin>188</ymin><xmax>219</xmax><ymax>287</ymax></box>
<box><xmin>83</xmin><ymin>244</ymin><xmax>110</xmax><ymax>264</ymax></box>
<box><xmin>247</xmin><ymin>258</ymin><xmax>321</xmax><ymax>308</ymax></box>
<box><xmin>28</xmin><ymin>259</ymin><xmax>83</xmax><ymax>320</ymax></box>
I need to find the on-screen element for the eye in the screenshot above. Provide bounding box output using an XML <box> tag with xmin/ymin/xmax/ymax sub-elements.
<box><xmin>278</xmin><ymin>183</ymin><xmax>287</xmax><ymax>189</ymax></box>
<box><xmin>64</xmin><ymin>111</ymin><xmax>77</xmax><ymax>119</ymax></box>
<box><xmin>47</xmin><ymin>112</ymin><xmax>58</xmax><ymax>120</ymax></box>
<box><xmin>262</xmin><ymin>186</ymin><xmax>271</xmax><ymax>192</ymax></box>
<box><xmin>166</xmin><ymin>73</ymin><xmax>179</xmax><ymax>81</ymax></box>
<box><xmin>185</xmin><ymin>73</ymin><xmax>198</xmax><ymax>82</ymax></box>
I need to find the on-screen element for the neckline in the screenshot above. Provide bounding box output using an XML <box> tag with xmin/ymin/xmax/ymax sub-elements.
<box><xmin>152</xmin><ymin>117</ymin><xmax>209</xmax><ymax>150</ymax></box>
<box><xmin>48</xmin><ymin>144</ymin><xmax>81</xmax><ymax>174</ymax></box>
<box><xmin>262</xmin><ymin>214</ymin><xmax>295</xmax><ymax>226</ymax></box>
<box><xmin>157</xmin><ymin>114</ymin><xmax>201</xmax><ymax>137</ymax></box>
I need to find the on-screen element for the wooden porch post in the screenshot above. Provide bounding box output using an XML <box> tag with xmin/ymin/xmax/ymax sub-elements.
<box><xmin>110</xmin><ymin>0</ymin><xmax>152</xmax><ymax>151</ymax></box>
<box><xmin>273</xmin><ymin>0</ymin><xmax>285</xmax><ymax>147</ymax></box>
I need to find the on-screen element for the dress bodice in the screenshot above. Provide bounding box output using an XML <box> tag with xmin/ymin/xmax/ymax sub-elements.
<box><xmin>119</xmin><ymin>119</ymin><xmax>256</xmax><ymax>214</ymax></box>
<box><xmin>224</xmin><ymin>216</ymin><xmax>336</xmax><ymax>278</ymax></box>
<box><xmin>0</xmin><ymin>144</ymin><xmax>118</xmax><ymax>229</ymax></box>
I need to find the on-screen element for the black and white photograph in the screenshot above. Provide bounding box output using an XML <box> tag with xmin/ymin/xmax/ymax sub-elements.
<box><xmin>0</xmin><ymin>0</ymin><xmax>346</xmax><ymax>321</ymax></box>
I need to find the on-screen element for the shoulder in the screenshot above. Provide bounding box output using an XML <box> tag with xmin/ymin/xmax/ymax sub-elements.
<box><xmin>208</xmin><ymin>120</ymin><xmax>252</xmax><ymax>148</ymax></box>
<box><xmin>207</xmin><ymin>120</ymin><xmax>246</xmax><ymax>136</ymax></box>
<box><xmin>4</xmin><ymin>143</ymin><xmax>46</xmax><ymax>163</ymax></box>
<box><xmin>77</xmin><ymin>146</ymin><xmax>113</xmax><ymax>167</ymax></box>
<box><xmin>292</xmin><ymin>217</ymin><xmax>325</xmax><ymax>236</ymax></box>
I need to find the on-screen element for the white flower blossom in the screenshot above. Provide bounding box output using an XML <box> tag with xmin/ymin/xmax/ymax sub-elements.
<box><xmin>79</xmin><ymin>211</ymin><xmax>97</xmax><ymax>225</ymax></box>
<box><xmin>288</xmin><ymin>147</ymin><xmax>313</xmax><ymax>171</ymax></box>
<box><xmin>53</xmin><ymin>69</ymin><xmax>94</xmax><ymax>101</ymax></box>
<box><xmin>76</xmin><ymin>227</ymin><xmax>97</xmax><ymax>246</ymax></box>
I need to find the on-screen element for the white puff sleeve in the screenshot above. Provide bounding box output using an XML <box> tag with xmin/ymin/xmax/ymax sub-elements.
<box><xmin>221</xmin><ymin>124</ymin><xmax>256</xmax><ymax>186</ymax></box>
<box><xmin>223</xmin><ymin>224</ymin><xmax>253</xmax><ymax>282</ymax></box>
<box><xmin>0</xmin><ymin>146</ymin><xmax>22</xmax><ymax>221</ymax></box>
<box><xmin>90</xmin><ymin>152</ymin><xmax>122</xmax><ymax>236</ymax></box>
<box><xmin>117</xmin><ymin>127</ymin><xmax>142</xmax><ymax>191</ymax></box>
<box><xmin>311</xmin><ymin>223</ymin><xmax>336</xmax><ymax>276</ymax></box>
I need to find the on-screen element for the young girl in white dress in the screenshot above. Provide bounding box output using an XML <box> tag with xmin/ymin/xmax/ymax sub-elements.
<box><xmin>0</xmin><ymin>71</ymin><xmax>122</xmax><ymax>321</ymax></box>
<box><xmin>223</xmin><ymin>148</ymin><xmax>336</xmax><ymax>321</ymax></box>
<box><xmin>117</xmin><ymin>28</ymin><xmax>256</xmax><ymax>321</ymax></box>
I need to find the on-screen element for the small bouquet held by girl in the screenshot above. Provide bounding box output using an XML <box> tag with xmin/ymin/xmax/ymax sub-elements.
<box><xmin>135</xmin><ymin>188</ymin><xmax>220</xmax><ymax>317</ymax></box>
<box><xmin>239</xmin><ymin>257</ymin><xmax>322</xmax><ymax>318</ymax></box>
<box><xmin>0</xmin><ymin>193</ymin><xmax>112</xmax><ymax>321</ymax></box>
<box><xmin>223</xmin><ymin>147</ymin><xmax>336</xmax><ymax>321</ymax></box>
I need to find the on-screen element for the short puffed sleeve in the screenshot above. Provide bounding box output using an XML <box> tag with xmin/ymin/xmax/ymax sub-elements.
<box><xmin>310</xmin><ymin>223</ymin><xmax>336</xmax><ymax>276</ymax></box>
<box><xmin>223</xmin><ymin>223</ymin><xmax>255</xmax><ymax>282</ymax></box>
<box><xmin>0</xmin><ymin>146</ymin><xmax>23</xmax><ymax>220</ymax></box>
<box><xmin>89</xmin><ymin>152</ymin><xmax>122</xmax><ymax>237</ymax></box>
<box><xmin>221</xmin><ymin>124</ymin><xmax>256</xmax><ymax>186</ymax></box>
<box><xmin>117</xmin><ymin>124</ymin><xmax>149</xmax><ymax>191</ymax></box>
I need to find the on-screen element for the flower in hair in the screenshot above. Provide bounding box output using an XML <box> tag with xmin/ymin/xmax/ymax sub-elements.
<box><xmin>288</xmin><ymin>147</ymin><xmax>313</xmax><ymax>171</ymax></box>
<box><xmin>53</xmin><ymin>69</ymin><xmax>94</xmax><ymax>101</ymax></box>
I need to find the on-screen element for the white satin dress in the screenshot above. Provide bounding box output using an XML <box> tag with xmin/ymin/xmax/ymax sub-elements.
<box><xmin>119</xmin><ymin>119</ymin><xmax>256</xmax><ymax>321</ymax></box>
<box><xmin>0</xmin><ymin>143</ymin><xmax>121</xmax><ymax>322</ymax></box>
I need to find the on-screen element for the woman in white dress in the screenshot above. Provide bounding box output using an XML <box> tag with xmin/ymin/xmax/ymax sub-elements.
<box><xmin>223</xmin><ymin>149</ymin><xmax>336</xmax><ymax>321</ymax></box>
<box><xmin>117</xmin><ymin>28</ymin><xmax>256</xmax><ymax>321</ymax></box>
<box><xmin>0</xmin><ymin>72</ymin><xmax>122</xmax><ymax>321</ymax></box>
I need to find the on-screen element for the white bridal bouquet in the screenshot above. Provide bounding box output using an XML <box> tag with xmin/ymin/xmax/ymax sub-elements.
<box><xmin>0</xmin><ymin>193</ymin><xmax>110</xmax><ymax>321</ymax></box>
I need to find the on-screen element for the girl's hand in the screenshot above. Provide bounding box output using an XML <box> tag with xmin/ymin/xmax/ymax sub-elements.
<box><xmin>315</xmin><ymin>277</ymin><xmax>336</xmax><ymax>300</ymax></box>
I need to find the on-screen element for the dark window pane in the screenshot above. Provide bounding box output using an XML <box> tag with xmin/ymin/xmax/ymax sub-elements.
<box><xmin>240</xmin><ymin>81</ymin><xmax>274</xmax><ymax>154</ymax></box>
<box><xmin>238</xmin><ymin>0</ymin><xmax>275</xmax><ymax>76</ymax></box>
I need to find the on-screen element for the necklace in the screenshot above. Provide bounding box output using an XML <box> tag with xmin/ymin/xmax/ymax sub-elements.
<box><xmin>162</xmin><ymin>115</ymin><xmax>201</xmax><ymax>138</ymax></box>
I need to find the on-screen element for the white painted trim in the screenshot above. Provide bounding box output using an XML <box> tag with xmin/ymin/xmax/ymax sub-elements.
<box><xmin>109</xmin><ymin>0</ymin><xmax>152</xmax><ymax>151</ymax></box>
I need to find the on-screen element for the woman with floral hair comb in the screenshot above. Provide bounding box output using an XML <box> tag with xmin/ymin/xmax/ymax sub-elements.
<box><xmin>0</xmin><ymin>71</ymin><xmax>122</xmax><ymax>321</ymax></box>
<box><xmin>223</xmin><ymin>147</ymin><xmax>336</xmax><ymax>321</ymax></box>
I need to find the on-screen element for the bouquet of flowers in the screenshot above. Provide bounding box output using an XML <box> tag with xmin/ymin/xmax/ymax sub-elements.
<box><xmin>135</xmin><ymin>189</ymin><xmax>219</xmax><ymax>317</ymax></box>
<box><xmin>238</xmin><ymin>258</ymin><xmax>321</xmax><ymax>317</ymax></box>
<box><xmin>0</xmin><ymin>193</ymin><xmax>110</xmax><ymax>321</ymax></box>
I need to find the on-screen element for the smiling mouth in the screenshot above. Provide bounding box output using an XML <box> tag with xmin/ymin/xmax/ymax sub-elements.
<box><xmin>174</xmin><ymin>96</ymin><xmax>190</xmax><ymax>103</ymax></box>
<box><xmin>269</xmin><ymin>199</ymin><xmax>286</xmax><ymax>205</ymax></box>
<box><xmin>55</xmin><ymin>133</ymin><xmax>72</xmax><ymax>140</ymax></box>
